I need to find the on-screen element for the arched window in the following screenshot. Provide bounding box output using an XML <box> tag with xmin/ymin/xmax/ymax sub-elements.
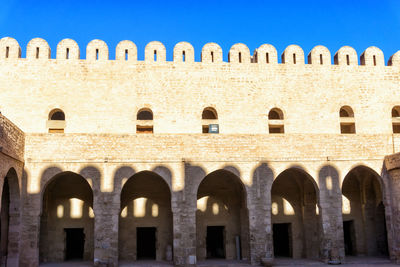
<box><xmin>392</xmin><ymin>106</ymin><xmax>400</xmax><ymax>133</ymax></box>
<box><xmin>202</xmin><ymin>107</ymin><xmax>218</xmax><ymax>133</ymax></box>
<box><xmin>137</xmin><ymin>109</ymin><xmax>153</xmax><ymax>120</ymax></box>
<box><xmin>136</xmin><ymin>108</ymin><xmax>153</xmax><ymax>133</ymax></box>
<box><xmin>47</xmin><ymin>109</ymin><xmax>66</xmax><ymax>133</ymax></box>
<box><xmin>268</xmin><ymin>108</ymin><xmax>284</xmax><ymax>133</ymax></box>
<box><xmin>202</xmin><ymin>107</ymin><xmax>218</xmax><ymax>120</ymax></box>
<box><xmin>339</xmin><ymin>106</ymin><xmax>355</xmax><ymax>134</ymax></box>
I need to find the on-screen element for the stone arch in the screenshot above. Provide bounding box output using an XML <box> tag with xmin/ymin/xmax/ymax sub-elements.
<box><xmin>308</xmin><ymin>45</ymin><xmax>331</xmax><ymax>65</ymax></box>
<box><xmin>86</xmin><ymin>39</ymin><xmax>108</xmax><ymax>61</ymax></box>
<box><xmin>0</xmin><ymin>168</ymin><xmax>21</xmax><ymax>266</ymax></box>
<box><xmin>282</xmin><ymin>45</ymin><xmax>304</xmax><ymax>65</ymax></box>
<box><xmin>360</xmin><ymin>46</ymin><xmax>385</xmax><ymax>66</ymax></box>
<box><xmin>145</xmin><ymin>41</ymin><xmax>166</xmax><ymax>62</ymax></box>
<box><xmin>228</xmin><ymin>43</ymin><xmax>250</xmax><ymax>64</ymax></box>
<box><xmin>56</xmin><ymin>39</ymin><xmax>79</xmax><ymax>60</ymax></box>
<box><xmin>39</xmin><ymin>171</ymin><xmax>94</xmax><ymax>262</ymax></box>
<box><xmin>0</xmin><ymin>37</ymin><xmax>21</xmax><ymax>60</ymax></box>
<box><xmin>201</xmin><ymin>43</ymin><xmax>222</xmax><ymax>63</ymax></box>
<box><xmin>341</xmin><ymin>165</ymin><xmax>389</xmax><ymax>257</ymax></box>
<box><xmin>254</xmin><ymin>44</ymin><xmax>277</xmax><ymax>64</ymax></box>
<box><xmin>271</xmin><ymin>167</ymin><xmax>320</xmax><ymax>259</ymax></box>
<box><xmin>116</xmin><ymin>40</ymin><xmax>137</xmax><ymax>61</ymax></box>
<box><xmin>196</xmin><ymin>168</ymin><xmax>250</xmax><ymax>261</ymax></box>
<box><xmin>388</xmin><ymin>51</ymin><xmax>400</xmax><ymax>67</ymax></box>
<box><xmin>26</xmin><ymin>38</ymin><xmax>50</xmax><ymax>60</ymax></box>
<box><xmin>119</xmin><ymin>170</ymin><xmax>173</xmax><ymax>261</ymax></box>
<box><xmin>334</xmin><ymin>46</ymin><xmax>358</xmax><ymax>66</ymax></box>
<box><xmin>173</xmin><ymin>42</ymin><xmax>194</xmax><ymax>63</ymax></box>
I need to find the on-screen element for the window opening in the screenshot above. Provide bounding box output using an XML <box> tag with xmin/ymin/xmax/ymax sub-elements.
<box><xmin>293</xmin><ymin>53</ymin><xmax>296</xmax><ymax>64</ymax></box>
<box><xmin>96</xmin><ymin>49</ymin><xmax>99</xmax><ymax>60</ymax></box>
<box><xmin>36</xmin><ymin>47</ymin><xmax>39</xmax><ymax>59</ymax></box>
<box><xmin>239</xmin><ymin>52</ymin><xmax>242</xmax><ymax>63</ymax></box>
<box><xmin>346</xmin><ymin>55</ymin><xmax>350</xmax><ymax>65</ymax></box>
<box><xmin>266</xmin><ymin>53</ymin><xmax>269</xmax><ymax>63</ymax></box>
<box><xmin>373</xmin><ymin>55</ymin><xmax>377</xmax><ymax>66</ymax></box>
<box><xmin>125</xmin><ymin>49</ymin><xmax>128</xmax><ymax>60</ymax></box>
<box><xmin>211</xmin><ymin>51</ymin><xmax>214</xmax><ymax>63</ymax></box>
<box><xmin>5</xmin><ymin>47</ymin><xmax>9</xmax><ymax>58</ymax></box>
<box><xmin>154</xmin><ymin>50</ymin><xmax>157</xmax><ymax>61</ymax></box>
<box><xmin>66</xmin><ymin>48</ymin><xmax>69</xmax><ymax>59</ymax></box>
<box><xmin>50</xmin><ymin>111</ymin><xmax>65</xmax><ymax>121</ymax></box>
<box><xmin>137</xmin><ymin>110</ymin><xmax>153</xmax><ymax>120</ymax></box>
<box><xmin>182</xmin><ymin>51</ymin><xmax>186</xmax><ymax>62</ymax></box>
<box><xmin>320</xmin><ymin>54</ymin><xmax>323</xmax><ymax>65</ymax></box>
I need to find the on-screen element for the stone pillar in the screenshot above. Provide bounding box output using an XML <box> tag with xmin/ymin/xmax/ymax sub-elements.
<box><xmin>172</xmin><ymin>163</ymin><xmax>207</xmax><ymax>266</ymax></box>
<box><xmin>249</xmin><ymin>163</ymin><xmax>274</xmax><ymax>265</ymax></box>
<box><xmin>318</xmin><ymin>165</ymin><xmax>345</xmax><ymax>263</ymax></box>
<box><xmin>172</xmin><ymin>190</ymin><xmax>196</xmax><ymax>266</ymax></box>
<box><xmin>93</xmin><ymin>192</ymin><xmax>119</xmax><ymax>267</ymax></box>
<box><xmin>384</xmin><ymin>153</ymin><xmax>400</xmax><ymax>262</ymax></box>
<box><xmin>303</xmin><ymin>203</ymin><xmax>319</xmax><ymax>259</ymax></box>
<box><xmin>19</xmin><ymin>194</ymin><xmax>40</xmax><ymax>267</ymax></box>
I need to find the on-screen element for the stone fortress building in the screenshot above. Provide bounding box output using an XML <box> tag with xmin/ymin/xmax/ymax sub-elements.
<box><xmin>1</xmin><ymin>36</ymin><xmax>400</xmax><ymax>266</ymax></box>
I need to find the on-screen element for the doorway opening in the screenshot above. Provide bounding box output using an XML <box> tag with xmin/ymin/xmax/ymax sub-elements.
<box><xmin>206</xmin><ymin>226</ymin><xmax>225</xmax><ymax>259</ymax></box>
<box><xmin>273</xmin><ymin>223</ymin><xmax>292</xmax><ymax>257</ymax></box>
<box><xmin>65</xmin><ymin>228</ymin><xmax>85</xmax><ymax>260</ymax></box>
<box><xmin>343</xmin><ymin>220</ymin><xmax>356</xmax><ymax>256</ymax></box>
<box><xmin>137</xmin><ymin>227</ymin><xmax>156</xmax><ymax>259</ymax></box>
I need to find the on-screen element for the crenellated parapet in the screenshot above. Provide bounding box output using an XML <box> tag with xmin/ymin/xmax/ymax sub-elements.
<box><xmin>1</xmin><ymin>37</ymin><xmax>400</xmax><ymax>67</ymax></box>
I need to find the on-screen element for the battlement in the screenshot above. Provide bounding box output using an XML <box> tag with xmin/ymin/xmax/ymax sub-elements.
<box><xmin>1</xmin><ymin>37</ymin><xmax>399</xmax><ymax>66</ymax></box>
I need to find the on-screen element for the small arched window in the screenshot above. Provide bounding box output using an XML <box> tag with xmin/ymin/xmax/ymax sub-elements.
<box><xmin>202</xmin><ymin>107</ymin><xmax>218</xmax><ymax>133</ymax></box>
<box><xmin>339</xmin><ymin>106</ymin><xmax>355</xmax><ymax>134</ymax></box>
<box><xmin>47</xmin><ymin>109</ymin><xmax>65</xmax><ymax>133</ymax></box>
<box><xmin>392</xmin><ymin>106</ymin><xmax>400</xmax><ymax>133</ymax></box>
<box><xmin>268</xmin><ymin>108</ymin><xmax>284</xmax><ymax>120</ymax></box>
<box><xmin>268</xmin><ymin>108</ymin><xmax>284</xmax><ymax>133</ymax></box>
<box><xmin>339</xmin><ymin>106</ymin><xmax>354</xmax><ymax>118</ymax></box>
<box><xmin>137</xmin><ymin>109</ymin><xmax>153</xmax><ymax>120</ymax></box>
<box><xmin>137</xmin><ymin>108</ymin><xmax>153</xmax><ymax>133</ymax></box>
<box><xmin>202</xmin><ymin>107</ymin><xmax>218</xmax><ymax>120</ymax></box>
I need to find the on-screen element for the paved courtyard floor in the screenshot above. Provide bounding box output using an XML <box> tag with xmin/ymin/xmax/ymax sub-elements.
<box><xmin>39</xmin><ymin>256</ymin><xmax>398</xmax><ymax>267</ymax></box>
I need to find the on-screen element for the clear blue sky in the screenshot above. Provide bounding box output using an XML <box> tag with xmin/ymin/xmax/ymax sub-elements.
<box><xmin>1</xmin><ymin>0</ymin><xmax>399</xmax><ymax>62</ymax></box>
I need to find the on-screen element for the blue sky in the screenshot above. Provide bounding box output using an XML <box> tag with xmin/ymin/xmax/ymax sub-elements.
<box><xmin>1</xmin><ymin>0</ymin><xmax>399</xmax><ymax>62</ymax></box>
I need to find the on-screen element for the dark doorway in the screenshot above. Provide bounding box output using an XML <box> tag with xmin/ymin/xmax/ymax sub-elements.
<box><xmin>273</xmin><ymin>223</ymin><xmax>291</xmax><ymax>257</ymax></box>
<box><xmin>65</xmin><ymin>228</ymin><xmax>85</xmax><ymax>260</ymax></box>
<box><xmin>137</xmin><ymin>227</ymin><xmax>156</xmax><ymax>259</ymax></box>
<box><xmin>343</xmin><ymin>220</ymin><xmax>356</xmax><ymax>255</ymax></box>
<box><xmin>206</xmin><ymin>226</ymin><xmax>225</xmax><ymax>259</ymax></box>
